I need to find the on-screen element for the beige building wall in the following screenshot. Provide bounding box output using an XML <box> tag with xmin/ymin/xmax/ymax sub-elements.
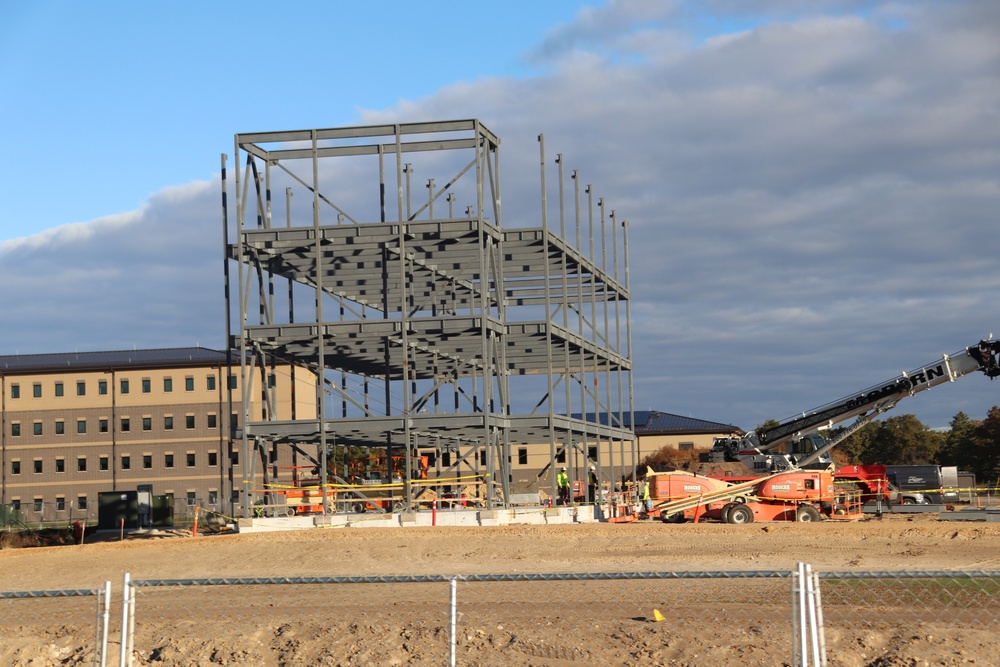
<box><xmin>501</xmin><ymin>429</ymin><xmax>735</xmax><ymax>487</ymax></box>
<box><xmin>1</xmin><ymin>356</ymin><xmax>314</xmax><ymax>523</ymax></box>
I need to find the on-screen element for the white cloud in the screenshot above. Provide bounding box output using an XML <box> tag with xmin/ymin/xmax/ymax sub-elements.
<box><xmin>0</xmin><ymin>180</ymin><xmax>222</xmax><ymax>353</ymax></box>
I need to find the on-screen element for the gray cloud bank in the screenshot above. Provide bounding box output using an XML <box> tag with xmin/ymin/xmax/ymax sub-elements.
<box><xmin>3</xmin><ymin>0</ymin><xmax>998</xmax><ymax>431</ymax></box>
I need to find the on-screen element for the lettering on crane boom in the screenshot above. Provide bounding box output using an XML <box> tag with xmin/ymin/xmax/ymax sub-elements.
<box><xmin>843</xmin><ymin>364</ymin><xmax>945</xmax><ymax>411</ymax></box>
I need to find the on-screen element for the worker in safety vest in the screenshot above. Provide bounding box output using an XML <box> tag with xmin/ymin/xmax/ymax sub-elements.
<box><xmin>557</xmin><ymin>467</ymin><xmax>570</xmax><ymax>505</ymax></box>
<box><xmin>643</xmin><ymin>479</ymin><xmax>653</xmax><ymax>514</ymax></box>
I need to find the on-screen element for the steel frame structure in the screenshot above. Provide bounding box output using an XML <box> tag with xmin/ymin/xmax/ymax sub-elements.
<box><xmin>222</xmin><ymin>119</ymin><xmax>634</xmax><ymax>517</ymax></box>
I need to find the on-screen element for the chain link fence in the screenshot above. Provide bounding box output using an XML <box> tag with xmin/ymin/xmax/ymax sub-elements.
<box><xmin>2</xmin><ymin>568</ymin><xmax>998</xmax><ymax>666</ymax></box>
<box><xmin>115</xmin><ymin>570</ymin><xmax>1000</xmax><ymax>666</ymax></box>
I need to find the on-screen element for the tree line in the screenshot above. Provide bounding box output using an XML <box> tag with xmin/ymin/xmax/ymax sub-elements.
<box><xmin>829</xmin><ymin>406</ymin><xmax>1000</xmax><ymax>483</ymax></box>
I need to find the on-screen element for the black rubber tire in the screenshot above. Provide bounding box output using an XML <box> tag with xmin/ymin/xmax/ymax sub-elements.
<box><xmin>351</xmin><ymin>502</ymin><xmax>367</xmax><ymax>514</ymax></box>
<box><xmin>721</xmin><ymin>502</ymin><xmax>738</xmax><ymax>524</ymax></box>
<box><xmin>795</xmin><ymin>504</ymin><xmax>821</xmax><ymax>522</ymax></box>
<box><xmin>728</xmin><ymin>504</ymin><xmax>754</xmax><ymax>524</ymax></box>
<box><xmin>661</xmin><ymin>512</ymin><xmax>685</xmax><ymax>524</ymax></box>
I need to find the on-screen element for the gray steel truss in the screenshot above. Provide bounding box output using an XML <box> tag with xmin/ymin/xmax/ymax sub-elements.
<box><xmin>222</xmin><ymin>120</ymin><xmax>634</xmax><ymax>516</ymax></box>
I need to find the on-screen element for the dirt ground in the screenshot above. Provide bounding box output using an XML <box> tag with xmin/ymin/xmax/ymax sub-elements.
<box><xmin>2</xmin><ymin>511</ymin><xmax>1000</xmax><ymax>666</ymax></box>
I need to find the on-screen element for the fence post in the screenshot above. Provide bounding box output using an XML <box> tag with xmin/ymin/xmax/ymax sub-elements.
<box><xmin>119</xmin><ymin>573</ymin><xmax>130</xmax><ymax>667</ymax></box>
<box><xmin>99</xmin><ymin>580</ymin><xmax>111</xmax><ymax>667</ymax></box>
<box><xmin>810</xmin><ymin>566</ymin><xmax>827</xmax><ymax>666</ymax></box>
<box><xmin>792</xmin><ymin>562</ymin><xmax>827</xmax><ymax>667</ymax></box>
<box><xmin>449</xmin><ymin>578</ymin><xmax>457</xmax><ymax>667</ymax></box>
<box><xmin>127</xmin><ymin>576</ymin><xmax>136</xmax><ymax>666</ymax></box>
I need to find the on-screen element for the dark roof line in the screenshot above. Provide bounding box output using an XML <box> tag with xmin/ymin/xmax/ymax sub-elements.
<box><xmin>574</xmin><ymin>410</ymin><xmax>741</xmax><ymax>434</ymax></box>
<box><xmin>0</xmin><ymin>347</ymin><xmax>234</xmax><ymax>374</ymax></box>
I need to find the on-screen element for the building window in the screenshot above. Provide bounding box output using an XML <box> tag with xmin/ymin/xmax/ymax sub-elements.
<box><xmin>56</xmin><ymin>497</ymin><xmax>66</xmax><ymax>511</ymax></box>
<box><xmin>55</xmin><ymin>420</ymin><xmax>65</xmax><ymax>435</ymax></box>
<box><xmin>164</xmin><ymin>416</ymin><xmax>174</xmax><ymax>431</ymax></box>
<box><xmin>442</xmin><ymin>452</ymin><xmax>451</xmax><ymax>467</ymax></box>
<box><xmin>34</xmin><ymin>460</ymin><xmax>43</xmax><ymax>474</ymax></box>
<box><xmin>679</xmin><ymin>441</ymin><xmax>695</xmax><ymax>451</ymax></box>
<box><xmin>10</xmin><ymin>499</ymin><xmax>20</xmax><ymax>511</ymax></box>
<box><xmin>228</xmin><ymin>375</ymin><xmax>237</xmax><ymax>390</ymax></box>
<box><xmin>186</xmin><ymin>453</ymin><xmax>196</xmax><ymax>467</ymax></box>
<box><xmin>78</xmin><ymin>457</ymin><xmax>87</xmax><ymax>472</ymax></box>
<box><xmin>78</xmin><ymin>496</ymin><xmax>88</xmax><ymax>510</ymax></box>
<box><xmin>164</xmin><ymin>454</ymin><xmax>174</xmax><ymax>468</ymax></box>
<box><xmin>33</xmin><ymin>383</ymin><xmax>41</xmax><ymax>398</ymax></box>
<box><xmin>588</xmin><ymin>446</ymin><xmax>598</xmax><ymax>461</ymax></box>
<box><xmin>121</xmin><ymin>455</ymin><xmax>131</xmax><ymax>471</ymax></box>
<box><xmin>120</xmin><ymin>379</ymin><xmax>130</xmax><ymax>394</ymax></box>
<box><xmin>231</xmin><ymin>451</ymin><xmax>239</xmax><ymax>465</ymax></box>
<box><xmin>207</xmin><ymin>414</ymin><xmax>217</xmax><ymax>429</ymax></box>
<box><xmin>55</xmin><ymin>382</ymin><xmax>64</xmax><ymax>397</ymax></box>
<box><xmin>208</xmin><ymin>490</ymin><xmax>218</xmax><ymax>505</ymax></box>
<box><xmin>56</xmin><ymin>458</ymin><xmax>65</xmax><ymax>473</ymax></box>
<box><xmin>77</xmin><ymin>419</ymin><xmax>87</xmax><ymax>434</ymax></box>
<box><xmin>207</xmin><ymin>375</ymin><xmax>216</xmax><ymax>391</ymax></box>
<box><xmin>10</xmin><ymin>383</ymin><xmax>19</xmax><ymax>399</ymax></box>
<box><xmin>230</xmin><ymin>413</ymin><xmax>239</xmax><ymax>430</ymax></box>
<box><xmin>185</xmin><ymin>376</ymin><xmax>194</xmax><ymax>391</ymax></box>
<box><xmin>518</xmin><ymin>448</ymin><xmax>528</xmax><ymax>465</ymax></box>
<box><xmin>163</xmin><ymin>377</ymin><xmax>172</xmax><ymax>393</ymax></box>
<box><xmin>100</xmin><ymin>456</ymin><xmax>109</xmax><ymax>471</ymax></box>
<box><xmin>208</xmin><ymin>451</ymin><xmax>218</xmax><ymax>467</ymax></box>
<box><xmin>121</xmin><ymin>418</ymin><xmax>130</xmax><ymax>432</ymax></box>
<box><xmin>11</xmin><ymin>422</ymin><xmax>20</xmax><ymax>437</ymax></box>
<box><xmin>77</xmin><ymin>381</ymin><xmax>86</xmax><ymax>396</ymax></box>
<box><xmin>142</xmin><ymin>417</ymin><xmax>152</xmax><ymax>431</ymax></box>
<box><xmin>33</xmin><ymin>498</ymin><xmax>43</xmax><ymax>512</ymax></box>
<box><xmin>479</xmin><ymin>450</ymin><xmax>486</xmax><ymax>466</ymax></box>
<box><xmin>141</xmin><ymin>378</ymin><xmax>151</xmax><ymax>393</ymax></box>
<box><xmin>33</xmin><ymin>422</ymin><xmax>43</xmax><ymax>436</ymax></box>
<box><xmin>185</xmin><ymin>415</ymin><xmax>195</xmax><ymax>429</ymax></box>
<box><xmin>556</xmin><ymin>450</ymin><xmax>566</xmax><ymax>463</ymax></box>
<box><xmin>99</xmin><ymin>419</ymin><xmax>108</xmax><ymax>433</ymax></box>
<box><xmin>186</xmin><ymin>492</ymin><xmax>196</xmax><ymax>506</ymax></box>
<box><xmin>11</xmin><ymin>460</ymin><xmax>20</xmax><ymax>475</ymax></box>
<box><xmin>143</xmin><ymin>455</ymin><xmax>152</xmax><ymax>469</ymax></box>
<box><xmin>98</xmin><ymin>380</ymin><xmax>108</xmax><ymax>395</ymax></box>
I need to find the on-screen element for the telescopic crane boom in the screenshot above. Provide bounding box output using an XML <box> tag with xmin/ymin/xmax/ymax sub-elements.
<box><xmin>714</xmin><ymin>337</ymin><xmax>1000</xmax><ymax>472</ymax></box>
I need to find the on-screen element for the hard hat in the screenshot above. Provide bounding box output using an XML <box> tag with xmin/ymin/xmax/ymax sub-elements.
<box><xmin>590</xmin><ymin>465</ymin><xmax>595</xmax><ymax>470</ymax></box>
<box><xmin>561</xmin><ymin>467</ymin><xmax>567</xmax><ymax>471</ymax></box>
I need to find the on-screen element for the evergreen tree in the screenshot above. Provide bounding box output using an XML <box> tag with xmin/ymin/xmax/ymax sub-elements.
<box><xmin>936</xmin><ymin>411</ymin><xmax>979</xmax><ymax>468</ymax></box>
<box><xmin>971</xmin><ymin>406</ymin><xmax>1000</xmax><ymax>484</ymax></box>
<box><xmin>859</xmin><ymin>415</ymin><xmax>941</xmax><ymax>465</ymax></box>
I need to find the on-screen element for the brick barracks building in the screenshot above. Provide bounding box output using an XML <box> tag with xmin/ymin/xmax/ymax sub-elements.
<box><xmin>0</xmin><ymin>348</ymin><xmax>311</xmax><ymax>525</ymax></box>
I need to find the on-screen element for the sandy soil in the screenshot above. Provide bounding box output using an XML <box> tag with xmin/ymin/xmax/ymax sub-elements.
<box><xmin>2</xmin><ymin>511</ymin><xmax>1000</xmax><ymax>666</ymax></box>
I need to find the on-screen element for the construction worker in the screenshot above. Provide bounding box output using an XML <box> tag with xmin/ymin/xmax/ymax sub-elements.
<box><xmin>557</xmin><ymin>466</ymin><xmax>570</xmax><ymax>506</ymax></box>
<box><xmin>643</xmin><ymin>478</ymin><xmax>653</xmax><ymax>516</ymax></box>
<box><xmin>588</xmin><ymin>465</ymin><xmax>599</xmax><ymax>504</ymax></box>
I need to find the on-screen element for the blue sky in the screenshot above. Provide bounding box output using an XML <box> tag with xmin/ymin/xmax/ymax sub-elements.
<box><xmin>0</xmin><ymin>1</ymin><xmax>603</xmax><ymax>236</ymax></box>
<box><xmin>2</xmin><ymin>1</ymin><xmax>999</xmax><ymax>433</ymax></box>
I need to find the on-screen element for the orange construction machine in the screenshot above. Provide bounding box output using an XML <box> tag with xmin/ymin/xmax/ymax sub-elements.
<box><xmin>643</xmin><ymin>468</ymin><xmax>859</xmax><ymax>523</ymax></box>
